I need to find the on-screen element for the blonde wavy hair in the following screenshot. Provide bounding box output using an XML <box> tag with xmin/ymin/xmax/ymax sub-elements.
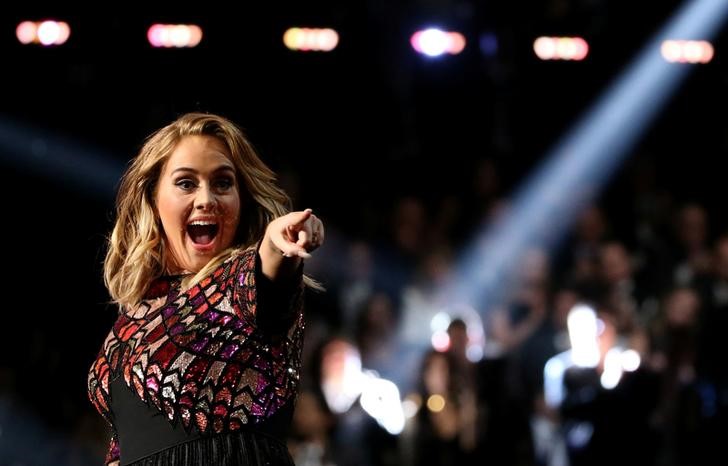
<box><xmin>104</xmin><ymin>112</ymin><xmax>293</xmax><ymax>309</ymax></box>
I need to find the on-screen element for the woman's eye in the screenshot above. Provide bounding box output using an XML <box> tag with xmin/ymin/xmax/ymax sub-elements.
<box><xmin>176</xmin><ymin>179</ymin><xmax>196</xmax><ymax>190</ymax></box>
<box><xmin>215</xmin><ymin>178</ymin><xmax>234</xmax><ymax>190</ymax></box>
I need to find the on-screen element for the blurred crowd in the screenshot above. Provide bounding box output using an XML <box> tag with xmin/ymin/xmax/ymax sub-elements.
<box><xmin>1</xmin><ymin>153</ymin><xmax>727</xmax><ymax>466</ymax></box>
<box><xmin>288</xmin><ymin>154</ymin><xmax>727</xmax><ymax>466</ymax></box>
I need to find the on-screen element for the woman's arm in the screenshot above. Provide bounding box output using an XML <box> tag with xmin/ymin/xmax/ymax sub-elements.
<box><xmin>104</xmin><ymin>434</ymin><xmax>120</xmax><ymax>466</ymax></box>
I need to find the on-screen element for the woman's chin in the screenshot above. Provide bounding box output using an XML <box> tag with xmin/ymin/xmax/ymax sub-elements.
<box><xmin>183</xmin><ymin>238</ymin><xmax>220</xmax><ymax>270</ymax></box>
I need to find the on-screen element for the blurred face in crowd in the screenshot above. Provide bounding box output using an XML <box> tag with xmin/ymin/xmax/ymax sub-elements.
<box><xmin>601</xmin><ymin>242</ymin><xmax>631</xmax><ymax>283</ymax></box>
<box><xmin>665</xmin><ymin>288</ymin><xmax>700</xmax><ymax>328</ymax></box>
<box><xmin>714</xmin><ymin>238</ymin><xmax>728</xmax><ymax>281</ymax></box>
<box><xmin>156</xmin><ymin>135</ymin><xmax>241</xmax><ymax>273</ymax></box>
<box><xmin>677</xmin><ymin>204</ymin><xmax>707</xmax><ymax>249</ymax></box>
<box><xmin>447</xmin><ymin>321</ymin><xmax>468</xmax><ymax>359</ymax></box>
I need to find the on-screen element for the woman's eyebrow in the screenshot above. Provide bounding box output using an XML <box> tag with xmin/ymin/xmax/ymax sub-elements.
<box><xmin>171</xmin><ymin>165</ymin><xmax>235</xmax><ymax>175</ymax></box>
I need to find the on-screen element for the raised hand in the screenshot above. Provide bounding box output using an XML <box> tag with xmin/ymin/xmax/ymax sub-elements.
<box><xmin>264</xmin><ymin>208</ymin><xmax>325</xmax><ymax>259</ymax></box>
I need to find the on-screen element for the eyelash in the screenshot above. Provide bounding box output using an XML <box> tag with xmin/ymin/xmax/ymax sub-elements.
<box><xmin>174</xmin><ymin>178</ymin><xmax>234</xmax><ymax>192</ymax></box>
<box><xmin>215</xmin><ymin>178</ymin><xmax>234</xmax><ymax>190</ymax></box>
<box><xmin>176</xmin><ymin>179</ymin><xmax>196</xmax><ymax>190</ymax></box>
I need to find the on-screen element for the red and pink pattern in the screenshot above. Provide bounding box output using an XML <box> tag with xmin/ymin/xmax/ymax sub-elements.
<box><xmin>88</xmin><ymin>249</ymin><xmax>304</xmax><ymax>464</ymax></box>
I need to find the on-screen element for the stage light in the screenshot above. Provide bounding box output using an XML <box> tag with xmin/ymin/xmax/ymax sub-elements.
<box><xmin>661</xmin><ymin>39</ymin><xmax>714</xmax><ymax>63</ymax></box>
<box><xmin>16</xmin><ymin>21</ymin><xmax>36</xmax><ymax>44</ymax></box>
<box><xmin>147</xmin><ymin>24</ymin><xmax>203</xmax><ymax>48</ymax></box>
<box><xmin>411</xmin><ymin>28</ymin><xmax>466</xmax><ymax>57</ymax></box>
<box><xmin>567</xmin><ymin>304</ymin><xmax>600</xmax><ymax>368</ymax></box>
<box><xmin>534</xmin><ymin>36</ymin><xmax>589</xmax><ymax>61</ymax></box>
<box><xmin>16</xmin><ymin>20</ymin><xmax>70</xmax><ymax>46</ymax></box>
<box><xmin>283</xmin><ymin>28</ymin><xmax>339</xmax><ymax>52</ymax></box>
<box><xmin>359</xmin><ymin>373</ymin><xmax>405</xmax><ymax>434</ymax></box>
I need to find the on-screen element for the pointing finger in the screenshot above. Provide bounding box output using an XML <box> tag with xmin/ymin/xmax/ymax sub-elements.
<box><xmin>288</xmin><ymin>209</ymin><xmax>313</xmax><ymax>229</ymax></box>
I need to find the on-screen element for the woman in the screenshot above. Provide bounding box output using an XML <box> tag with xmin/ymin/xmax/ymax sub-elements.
<box><xmin>88</xmin><ymin>112</ymin><xmax>324</xmax><ymax>465</ymax></box>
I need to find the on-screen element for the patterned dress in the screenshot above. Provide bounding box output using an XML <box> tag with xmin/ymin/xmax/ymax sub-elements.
<box><xmin>88</xmin><ymin>249</ymin><xmax>305</xmax><ymax>465</ymax></box>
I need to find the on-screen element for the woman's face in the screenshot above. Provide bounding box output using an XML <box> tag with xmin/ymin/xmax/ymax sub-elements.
<box><xmin>155</xmin><ymin>135</ymin><xmax>241</xmax><ymax>273</ymax></box>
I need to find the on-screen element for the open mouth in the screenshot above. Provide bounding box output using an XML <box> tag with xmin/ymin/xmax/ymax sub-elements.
<box><xmin>187</xmin><ymin>220</ymin><xmax>219</xmax><ymax>246</ymax></box>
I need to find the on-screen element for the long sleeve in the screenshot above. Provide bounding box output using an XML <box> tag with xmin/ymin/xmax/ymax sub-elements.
<box><xmin>104</xmin><ymin>431</ymin><xmax>120</xmax><ymax>465</ymax></box>
<box><xmin>253</xmin><ymin>250</ymin><xmax>304</xmax><ymax>333</ymax></box>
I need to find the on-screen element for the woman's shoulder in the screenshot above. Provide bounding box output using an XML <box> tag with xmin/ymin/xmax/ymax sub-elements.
<box><xmin>221</xmin><ymin>246</ymin><xmax>259</xmax><ymax>279</ymax></box>
<box><xmin>225</xmin><ymin>245</ymin><xmax>257</xmax><ymax>264</ymax></box>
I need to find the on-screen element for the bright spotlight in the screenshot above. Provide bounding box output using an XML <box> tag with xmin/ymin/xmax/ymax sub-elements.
<box><xmin>359</xmin><ymin>373</ymin><xmax>406</xmax><ymax>434</ymax></box>
<box><xmin>661</xmin><ymin>39</ymin><xmax>714</xmax><ymax>63</ymax></box>
<box><xmin>534</xmin><ymin>36</ymin><xmax>589</xmax><ymax>60</ymax></box>
<box><xmin>411</xmin><ymin>28</ymin><xmax>466</xmax><ymax>57</ymax></box>
<box><xmin>147</xmin><ymin>24</ymin><xmax>203</xmax><ymax>48</ymax></box>
<box><xmin>620</xmin><ymin>349</ymin><xmax>641</xmax><ymax>372</ymax></box>
<box><xmin>16</xmin><ymin>20</ymin><xmax>70</xmax><ymax>46</ymax></box>
<box><xmin>567</xmin><ymin>304</ymin><xmax>600</xmax><ymax>367</ymax></box>
<box><xmin>283</xmin><ymin>27</ymin><xmax>339</xmax><ymax>52</ymax></box>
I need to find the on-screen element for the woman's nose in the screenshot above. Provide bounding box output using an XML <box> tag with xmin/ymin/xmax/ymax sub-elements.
<box><xmin>194</xmin><ymin>186</ymin><xmax>216</xmax><ymax>210</ymax></box>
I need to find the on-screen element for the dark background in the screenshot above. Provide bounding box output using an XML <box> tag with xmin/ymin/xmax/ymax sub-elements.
<box><xmin>1</xmin><ymin>1</ymin><xmax>727</xmax><ymax>464</ymax></box>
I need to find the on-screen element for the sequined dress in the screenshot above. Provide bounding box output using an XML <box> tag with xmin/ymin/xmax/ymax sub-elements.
<box><xmin>88</xmin><ymin>248</ymin><xmax>305</xmax><ymax>465</ymax></box>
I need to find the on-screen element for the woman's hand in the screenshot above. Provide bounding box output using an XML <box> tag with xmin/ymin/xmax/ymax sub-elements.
<box><xmin>268</xmin><ymin>208</ymin><xmax>324</xmax><ymax>258</ymax></box>
<box><xmin>260</xmin><ymin>209</ymin><xmax>324</xmax><ymax>280</ymax></box>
